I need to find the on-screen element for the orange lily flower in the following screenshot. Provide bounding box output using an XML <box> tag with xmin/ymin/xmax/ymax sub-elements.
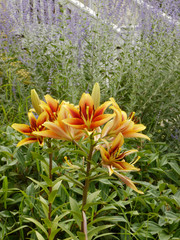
<box><xmin>102</xmin><ymin>98</ymin><xmax>150</xmax><ymax>141</ymax></box>
<box><xmin>62</xmin><ymin>93</ymin><xmax>114</xmax><ymax>131</ymax></box>
<box><xmin>33</xmin><ymin>102</ymin><xmax>85</xmax><ymax>141</ymax></box>
<box><xmin>11</xmin><ymin>111</ymin><xmax>49</xmax><ymax>147</ymax></box>
<box><xmin>100</xmin><ymin>133</ymin><xmax>143</xmax><ymax>194</ymax></box>
<box><xmin>39</xmin><ymin>94</ymin><xmax>60</xmax><ymax>121</ymax></box>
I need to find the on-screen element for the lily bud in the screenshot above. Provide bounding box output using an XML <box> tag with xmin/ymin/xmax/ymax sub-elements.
<box><xmin>91</xmin><ymin>82</ymin><xmax>100</xmax><ymax>110</ymax></box>
<box><xmin>31</xmin><ymin>89</ymin><xmax>42</xmax><ymax>115</ymax></box>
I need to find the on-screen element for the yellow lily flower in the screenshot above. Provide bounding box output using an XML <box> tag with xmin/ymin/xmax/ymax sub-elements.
<box><xmin>62</xmin><ymin>93</ymin><xmax>114</xmax><ymax>131</ymax></box>
<box><xmin>102</xmin><ymin>98</ymin><xmax>150</xmax><ymax>141</ymax></box>
<box><xmin>40</xmin><ymin>94</ymin><xmax>60</xmax><ymax>121</ymax></box>
<box><xmin>33</xmin><ymin>102</ymin><xmax>85</xmax><ymax>141</ymax></box>
<box><xmin>11</xmin><ymin>111</ymin><xmax>49</xmax><ymax>147</ymax></box>
<box><xmin>100</xmin><ymin>133</ymin><xmax>143</xmax><ymax>194</ymax></box>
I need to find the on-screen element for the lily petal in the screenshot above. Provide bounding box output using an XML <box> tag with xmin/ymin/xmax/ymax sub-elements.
<box><xmin>16</xmin><ymin>137</ymin><xmax>38</xmax><ymax>147</ymax></box>
<box><xmin>44</xmin><ymin>94</ymin><xmax>59</xmax><ymax>113</ymax></box>
<box><xmin>11</xmin><ymin>123</ymin><xmax>32</xmax><ymax>135</ymax></box>
<box><xmin>114</xmin><ymin>171</ymin><xmax>144</xmax><ymax>194</ymax></box>
<box><xmin>123</xmin><ymin>132</ymin><xmax>150</xmax><ymax>140</ymax></box>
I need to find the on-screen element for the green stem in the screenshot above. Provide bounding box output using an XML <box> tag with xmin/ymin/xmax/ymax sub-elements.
<box><xmin>81</xmin><ymin>134</ymin><xmax>94</xmax><ymax>232</ymax></box>
<box><xmin>48</xmin><ymin>142</ymin><xmax>53</xmax><ymax>240</ymax></box>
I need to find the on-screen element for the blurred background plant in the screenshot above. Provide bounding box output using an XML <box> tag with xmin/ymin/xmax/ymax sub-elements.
<box><xmin>0</xmin><ymin>0</ymin><xmax>180</xmax><ymax>239</ymax></box>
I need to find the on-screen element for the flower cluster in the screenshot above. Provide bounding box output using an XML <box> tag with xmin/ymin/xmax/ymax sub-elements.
<box><xmin>12</xmin><ymin>83</ymin><xmax>150</xmax><ymax>194</ymax></box>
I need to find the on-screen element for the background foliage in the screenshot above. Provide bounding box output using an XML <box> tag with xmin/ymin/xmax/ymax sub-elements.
<box><xmin>0</xmin><ymin>0</ymin><xmax>180</xmax><ymax>239</ymax></box>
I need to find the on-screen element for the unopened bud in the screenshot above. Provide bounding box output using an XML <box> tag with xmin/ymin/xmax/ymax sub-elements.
<box><xmin>91</xmin><ymin>82</ymin><xmax>100</xmax><ymax>110</ymax></box>
<box><xmin>31</xmin><ymin>89</ymin><xmax>42</xmax><ymax>115</ymax></box>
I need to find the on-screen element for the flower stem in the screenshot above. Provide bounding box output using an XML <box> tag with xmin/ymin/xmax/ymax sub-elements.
<box><xmin>48</xmin><ymin>141</ymin><xmax>53</xmax><ymax>240</ymax></box>
<box><xmin>81</xmin><ymin>134</ymin><xmax>94</xmax><ymax>232</ymax></box>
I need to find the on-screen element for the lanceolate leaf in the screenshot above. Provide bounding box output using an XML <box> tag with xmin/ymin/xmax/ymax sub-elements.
<box><xmin>35</xmin><ymin>231</ymin><xmax>45</xmax><ymax>240</ymax></box>
<box><xmin>27</xmin><ymin>177</ymin><xmax>49</xmax><ymax>194</ymax></box>
<box><xmin>88</xmin><ymin>224</ymin><xmax>114</xmax><ymax>240</ymax></box>
<box><xmin>39</xmin><ymin>196</ymin><xmax>48</xmax><ymax>218</ymax></box>
<box><xmin>89</xmin><ymin>216</ymin><xmax>127</xmax><ymax>225</ymax></box>
<box><xmin>25</xmin><ymin>218</ymin><xmax>48</xmax><ymax>237</ymax></box>
<box><xmin>58</xmin><ymin>222</ymin><xmax>78</xmax><ymax>240</ymax></box>
<box><xmin>69</xmin><ymin>197</ymin><xmax>82</xmax><ymax>227</ymax></box>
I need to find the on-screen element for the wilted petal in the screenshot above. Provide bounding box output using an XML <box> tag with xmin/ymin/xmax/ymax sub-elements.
<box><xmin>114</xmin><ymin>171</ymin><xmax>144</xmax><ymax>194</ymax></box>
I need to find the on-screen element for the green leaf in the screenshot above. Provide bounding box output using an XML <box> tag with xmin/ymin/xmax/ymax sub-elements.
<box><xmin>49</xmin><ymin>228</ymin><xmax>61</xmax><ymax>240</ymax></box>
<box><xmin>73</xmin><ymin>150</ymin><xmax>88</xmax><ymax>157</ymax></box>
<box><xmin>31</xmin><ymin>152</ymin><xmax>47</xmax><ymax>163</ymax></box>
<box><xmin>5</xmin><ymin>225</ymin><xmax>28</xmax><ymax>236</ymax></box>
<box><xmin>145</xmin><ymin>221</ymin><xmax>162</xmax><ymax>234</ymax></box>
<box><xmin>0</xmin><ymin>160</ymin><xmax>18</xmax><ymax>172</ymax></box>
<box><xmin>2</xmin><ymin>176</ymin><xmax>8</xmax><ymax>209</ymax></box>
<box><xmin>58</xmin><ymin>222</ymin><xmax>78</xmax><ymax>240</ymax></box>
<box><xmin>90</xmin><ymin>216</ymin><xmax>127</xmax><ymax>225</ymax></box>
<box><xmin>27</xmin><ymin>177</ymin><xmax>49</xmax><ymax>194</ymax></box>
<box><xmin>48</xmin><ymin>190</ymin><xmax>58</xmax><ymax>204</ymax></box>
<box><xmin>94</xmin><ymin>232</ymin><xmax>119</xmax><ymax>240</ymax></box>
<box><xmin>86</xmin><ymin>190</ymin><xmax>101</xmax><ymax>204</ymax></box>
<box><xmin>88</xmin><ymin>224</ymin><xmax>114</xmax><ymax>240</ymax></box>
<box><xmin>97</xmin><ymin>205</ymin><xmax>118</xmax><ymax>215</ymax></box>
<box><xmin>165</xmin><ymin>211</ymin><xmax>180</xmax><ymax>224</ymax></box>
<box><xmin>77</xmin><ymin>231</ymin><xmax>87</xmax><ymax>240</ymax></box>
<box><xmin>25</xmin><ymin>217</ymin><xmax>48</xmax><ymax>237</ymax></box>
<box><xmin>0</xmin><ymin>146</ymin><xmax>12</xmax><ymax>155</ymax></box>
<box><xmin>39</xmin><ymin>196</ymin><xmax>48</xmax><ymax>218</ymax></box>
<box><xmin>69</xmin><ymin>197</ymin><xmax>82</xmax><ymax>227</ymax></box>
<box><xmin>168</xmin><ymin>162</ymin><xmax>180</xmax><ymax>176</ymax></box>
<box><xmin>40</xmin><ymin>174</ymin><xmax>52</xmax><ymax>186</ymax></box>
<box><xmin>164</xmin><ymin>170</ymin><xmax>180</xmax><ymax>185</ymax></box>
<box><xmin>52</xmin><ymin>180</ymin><xmax>62</xmax><ymax>191</ymax></box>
<box><xmin>158</xmin><ymin>231</ymin><xmax>172</xmax><ymax>240</ymax></box>
<box><xmin>35</xmin><ymin>231</ymin><xmax>45</xmax><ymax>240</ymax></box>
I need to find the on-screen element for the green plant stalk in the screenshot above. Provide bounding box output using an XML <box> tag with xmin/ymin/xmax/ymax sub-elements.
<box><xmin>48</xmin><ymin>141</ymin><xmax>53</xmax><ymax>240</ymax></box>
<box><xmin>81</xmin><ymin>134</ymin><xmax>94</xmax><ymax>232</ymax></box>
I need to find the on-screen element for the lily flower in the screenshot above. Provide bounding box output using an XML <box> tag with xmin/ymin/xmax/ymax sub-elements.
<box><xmin>39</xmin><ymin>94</ymin><xmax>60</xmax><ymax>121</ymax></box>
<box><xmin>62</xmin><ymin>93</ymin><xmax>114</xmax><ymax>131</ymax></box>
<box><xmin>11</xmin><ymin>111</ymin><xmax>49</xmax><ymax>147</ymax></box>
<box><xmin>102</xmin><ymin>98</ymin><xmax>150</xmax><ymax>141</ymax></box>
<box><xmin>33</xmin><ymin>102</ymin><xmax>85</xmax><ymax>141</ymax></box>
<box><xmin>100</xmin><ymin>133</ymin><xmax>143</xmax><ymax>194</ymax></box>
